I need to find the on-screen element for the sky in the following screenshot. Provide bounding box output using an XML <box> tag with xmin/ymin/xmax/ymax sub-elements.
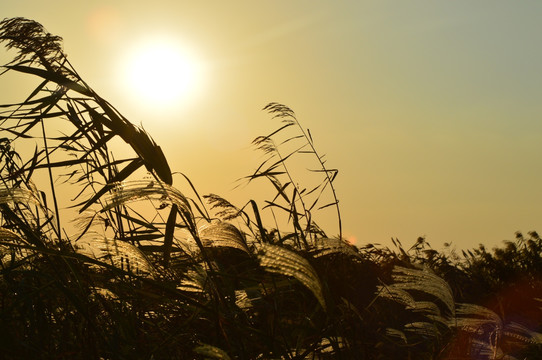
<box><xmin>2</xmin><ymin>1</ymin><xmax>542</xmax><ymax>251</ymax></box>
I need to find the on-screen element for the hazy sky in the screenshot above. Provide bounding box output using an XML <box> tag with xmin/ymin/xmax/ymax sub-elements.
<box><xmin>3</xmin><ymin>1</ymin><xmax>542</xmax><ymax>250</ymax></box>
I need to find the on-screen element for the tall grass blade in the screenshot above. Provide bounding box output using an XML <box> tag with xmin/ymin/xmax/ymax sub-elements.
<box><xmin>200</xmin><ymin>222</ymin><xmax>249</xmax><ymax>253</ymax></box>
<box><xmin>76</xmin><ymin>234</ymin><xmax>156</xmax><ymax>277</ymax></box>
<box><xmin>258</xmin><ymin>243</ymin><xmax>325</xmax><ymax>309</ymax></box>
<box><xmin>79</xmin><ymin>158</ymin><xmax>144</xmax><ymax>212</ymax></box>
<box><xmin>193</xmin><ymin>343</ymin><xmax>231</xmax><ymax>359</ymax></box>
<box><xmin>391</xmin><ymin>266</ymin><xmax>455</xmax><ymax>317</ymax></box>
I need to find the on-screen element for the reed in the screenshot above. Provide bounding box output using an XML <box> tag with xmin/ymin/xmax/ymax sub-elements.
<box><xmin>0</xmin><ymin>18</ymin><xmax>541</xmax><ymax>359</ymax></box>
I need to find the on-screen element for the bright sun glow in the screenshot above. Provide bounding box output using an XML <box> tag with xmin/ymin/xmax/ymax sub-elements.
<box><xmin>122</xmin><ymin>38</ymin><xmax>202</xmax><ymax>109</ymax></box>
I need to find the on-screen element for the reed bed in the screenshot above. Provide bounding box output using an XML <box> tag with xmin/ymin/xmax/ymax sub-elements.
<box><xmin>0</xmin><ymin>18</ymin><xmax>541</xmax><ymax>359</ymax></box>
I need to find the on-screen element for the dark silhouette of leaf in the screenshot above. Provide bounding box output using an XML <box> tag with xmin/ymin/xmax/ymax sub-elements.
<box><xmin>79</xmin><ymin>158</ymin><xmax>144</xmax><ymax>212</ymax></box>
<box><xmin>6</xmin><ymin>65</ymin><xmax>92</xmax><ymax>96</ymax></box>
<box><xmin>162</xmin><ymin>204</ymin><xmax>178</xmax><ymax>265</ymax></box>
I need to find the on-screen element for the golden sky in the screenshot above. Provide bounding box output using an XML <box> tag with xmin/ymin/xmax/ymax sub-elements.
<box><xmin>3</xmin><ymin>1</ymin><xmax>542</xmax><ymax>250</ymax></box>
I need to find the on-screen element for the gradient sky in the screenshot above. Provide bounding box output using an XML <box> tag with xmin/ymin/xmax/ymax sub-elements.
<box><xmin>3</xmin><ymin>1</ymin><xmax>542</xmax><ymax>251</ymax></box>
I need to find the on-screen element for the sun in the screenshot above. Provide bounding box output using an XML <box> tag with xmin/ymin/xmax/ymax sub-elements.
<box><xmin>121</xmin><ymin>37</ymin><xmax>202</xmax><ymax>109</ymax></box>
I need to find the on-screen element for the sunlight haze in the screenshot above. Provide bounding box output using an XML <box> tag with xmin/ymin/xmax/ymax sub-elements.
<box><xmin>119</xmin><ymin>36</ymin><xmax>203</xmax><ymax>111</ymax></box>
<box><xmin>2</xmin><ymin>1</ymin><xmax>542</xmax><ymax>251</ymax></box>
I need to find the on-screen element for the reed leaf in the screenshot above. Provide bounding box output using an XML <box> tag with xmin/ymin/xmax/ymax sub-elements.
<box><xmin>5</xmin><ymin>64</ymin><xmax>91</xmax><ymax>96</ymax></box>
<box><xmin>258</xmin><ymin>243</ymin><xmax>326</xmax><ymax>309</ymax></box>
<box><xmin>307</xmin><ymin>237</ymin><xmax>359</xmax><ymax>258</ymax></box>
<box><xmin>199</xmin><ymin>222</ymin><xmax>249</xmax><ymax>253</ymax></box>
<box><xmin>468</xmin><ymin>340</ymin><xmax>512</xmax><ymax>360</ymax></box>
<box><xmin>234</xmin><ymin>289</ymin><xmax>253</xmax><ymax>310</ymax></box>
<box><xmin>407</xmin><ymin>300</ymin><xmax>441</xmax><ymax>317</ymax></box>
<box><xmin>391</xmin><ymin>265</ymin><xmax>455</xmax><ymax>317</ymax></box>
<box><xmin>0</xmin><ymin>226</ymin><xmax>33</xmax><ymax>265</ymax></box>
<box><xmin>0</xmin><ymin>186</ymin><xmax>40</xmax><ymax>206</ymax></box>
<box><xmin>176</xmin><ymin>266</ymin><xmax>211</xmax><ymax>298</ymax></box>
<box><xmin>102</xmin><ymin>180</ymin><xmax>191</xmax><ymax>215</ymax></box>
<box><xmin>504</xmin><ymin>322</ymin><xmax>542</xmax><ymax>344</ymax></box>
<box><xmin>162</xmin><ymin>204</ymin><xmax>177</xmax><ymax>265</ymax></box>
<box><xmin>0</xmin><ymin>227</ymin><xmax>23</xmax><ymax>242</ymax></box>
<box><xmin>193</xmin><ymin>343</ymin><xmax>231</xmax><ymax>360</ymax></box>
<box><xmin>452</xmin><ymin>303</ymin><xmax>502</xmax><ymax>334</ymax></box>
<box><xmin>376</xmin><ymin>285</ymin><xmax>416</xmax><ymax>308</ymax></box>
<box><xmin>385</xmin><ymin>328</ymin><xmax>408</xmax><ymax>344</ymax></box>
<box><xmin>404</xmin><ymin>321</ymin><xmax>439</xmax><ymax>338</ymax></box>
<box><xmin>75</xmin><ymin>234</ymin><xmax>156</xmax><ymax>277</ymax></box>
